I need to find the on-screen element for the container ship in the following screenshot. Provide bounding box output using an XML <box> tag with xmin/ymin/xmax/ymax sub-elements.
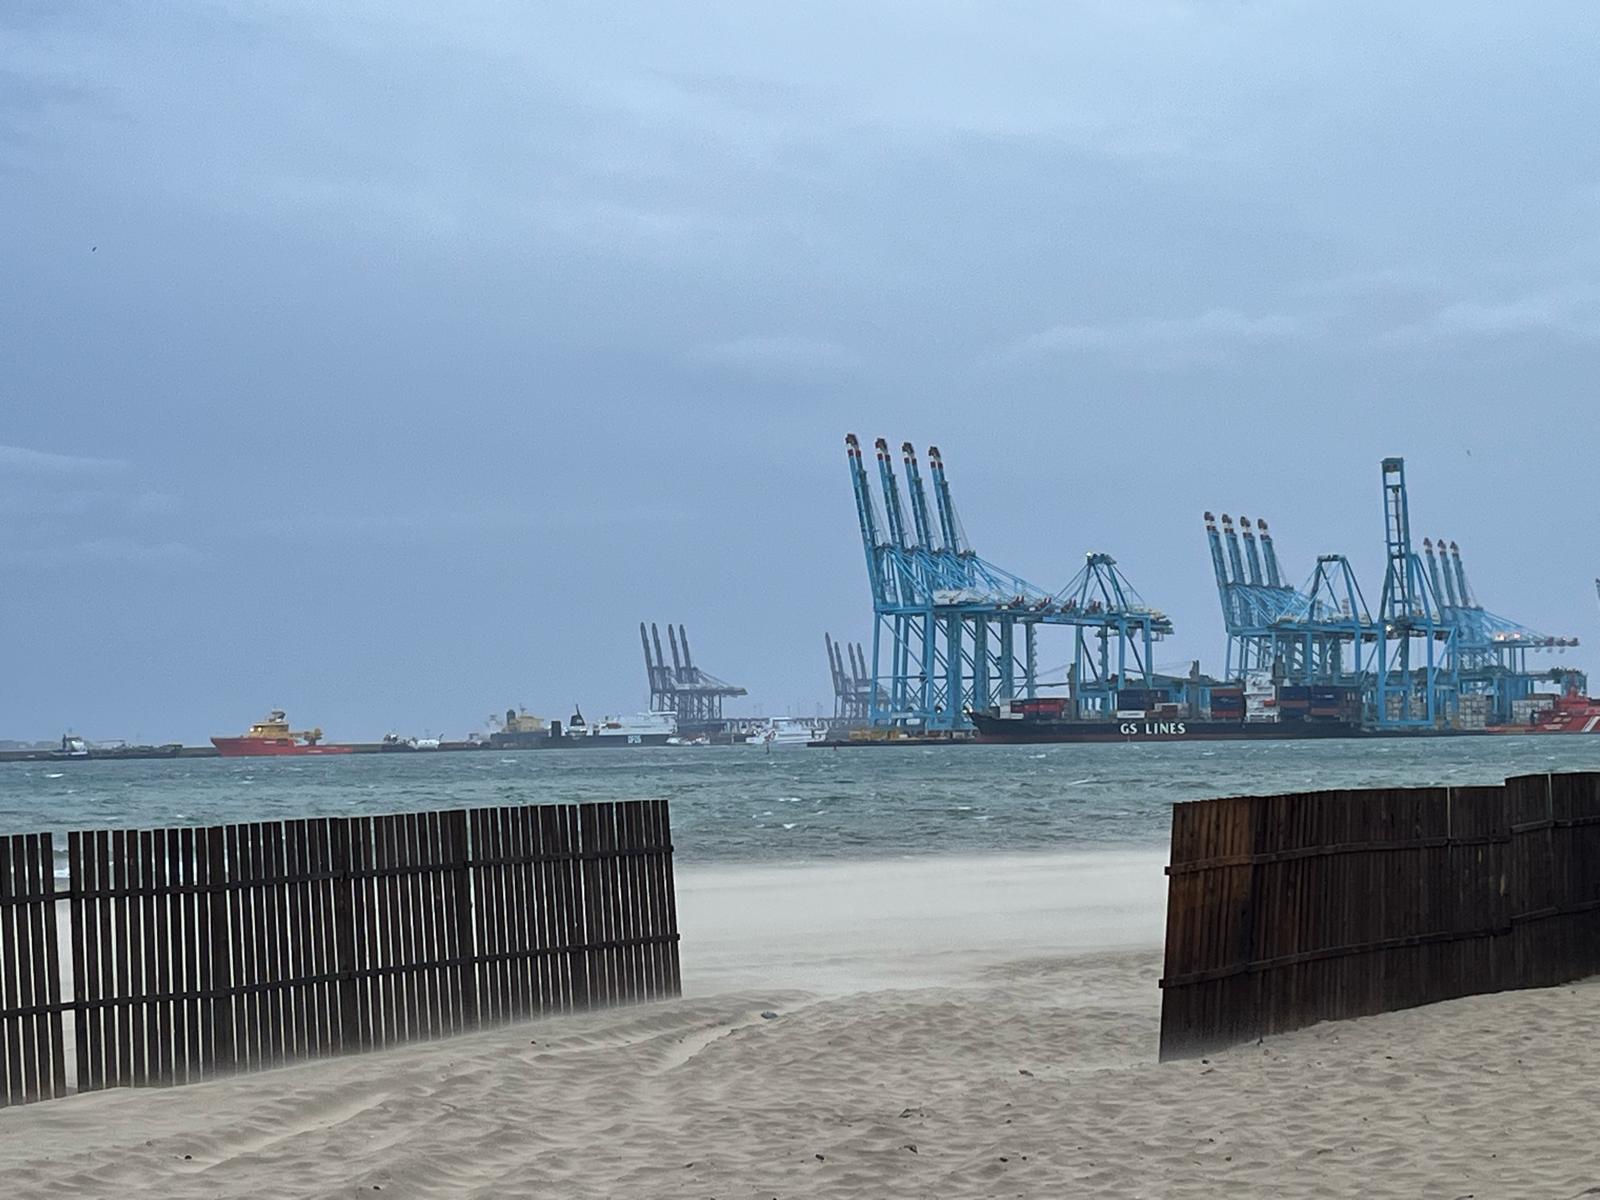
<box><xmin>968</xmin><ymin>677</ymin><xmax>1429</xmax><ymax>744</ymax></box>
<box><xmin>968</xmin><ymin>684</ymin><xmax>1374</xmax><ymax>744</ymax></box>
<box><xmin>211</xmin><ymin>711</ymin><xmax>354</xmax><ymax>757</ymax></box>
<box><xmin>971</xmin><ymin>677</ymin><xmax>1600</xmax><ymax>744</ymax></box>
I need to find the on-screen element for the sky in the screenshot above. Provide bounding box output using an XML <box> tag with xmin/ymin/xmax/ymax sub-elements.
<box><xmin>4</xmin><ymin>2</ymin><xmax>1600</xmax><ymax>743</ymax></box>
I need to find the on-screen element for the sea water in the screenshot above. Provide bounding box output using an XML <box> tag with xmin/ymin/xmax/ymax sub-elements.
<box><xmin>4</xmin><ymin>737</ymin><xmax>1600</xmax><ymax>864</ymax></box>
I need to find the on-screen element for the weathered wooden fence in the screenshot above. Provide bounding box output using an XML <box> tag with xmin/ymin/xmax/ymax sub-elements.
<box><xmin>0</xmin><ymin>799</ymin><xmax>679</xmax><ymax>1105</ymax></box>
<box><xmin>1159</xmin><ymin>771</ymin><xmax>1600</xmax><ymax>1059</ymax></box>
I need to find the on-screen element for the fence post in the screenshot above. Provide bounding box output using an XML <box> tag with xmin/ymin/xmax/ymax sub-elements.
<box><xmin>67</xmin><ymin>831</ymin><xmax>91</xmax><ymax>1095</ymax></box>
<box><xmin>205</xmin><ymin>826</ymin><xmax>233</xmax><ymax>1075</ymax></box>
<box><xmin>1505</xmin><ymin>773</ymin><xmax>1553</xmax><ymax>989</ymax></box>
<box><xmin>330</xmin><ymin>818</ymin><xmax>362</xmax><ymax>1051</ymax></box>
<box><xmin>448</xmin><ymin>809</ymin><xmax>476</xmax><ymax>1029</ymax></box>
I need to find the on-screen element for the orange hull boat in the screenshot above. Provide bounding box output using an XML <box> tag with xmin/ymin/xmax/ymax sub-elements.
<box><xmin>211</xmin><ymin>710</ymin><xmax>353</xmax><ymax>756</ymax></box>
<box><xmin>210</xmin><ymin>736</ymin><xmax>354</xmax><ymax>757</ymax></box>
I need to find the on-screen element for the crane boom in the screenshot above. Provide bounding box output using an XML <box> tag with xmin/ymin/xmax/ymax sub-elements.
<box><xmin>1240</xmin><ymin>518</ymin><xmax>1265</xmax><ymax>586</ymax></box>
<box><xmin>873</xmin><ymin>437</ymin><xmax>910</xmax><ymax>548</ymax></box>
<box><xmin>927</xmin><ymin>445</ymin><xmax>967</xmax><ymax>556</ymax></box>
<box><xmin>901</xmin><ymin>442</ymin><xmax>937</xmax><ymax>550</ymax></box>
<box><xmin>1258</xmin><ymin>519</ymin><xmax>1284</xmax><ymax>587</ymax></box>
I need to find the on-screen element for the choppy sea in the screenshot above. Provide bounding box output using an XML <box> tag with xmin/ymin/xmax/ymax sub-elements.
<box><xmin>5</xmin><ymin>738</ymin><xmax>1600</xmax><ymax>864</ymax></box>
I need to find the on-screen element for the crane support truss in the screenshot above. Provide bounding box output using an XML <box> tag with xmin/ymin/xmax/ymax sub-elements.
<box><xmin>846</xmin><ymin>435</ymin><xmax>1172</xmax><ymax>729</ymax></box>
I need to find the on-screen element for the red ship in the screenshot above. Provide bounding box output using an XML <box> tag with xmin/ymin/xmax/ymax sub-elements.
<box><xmin>211</xmin><ymin>710</ymin><xmax>354</xmax><ymax>756</ymax></box>
<box><xmin>1495</xmin><ymin>690</ymin><xmax>1600</xmax><ymax>735</ymax></box>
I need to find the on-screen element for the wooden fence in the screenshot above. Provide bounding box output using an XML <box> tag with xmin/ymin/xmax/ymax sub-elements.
<box><xmin>0</xmin><ymin>799</ymin><xmax>679</xmax><ymax>1106</ymax></box>
<box><xmin>1159</xmin><ymin>771</ymin><xmax>1600</xmax><ymax>1059</ymax></box>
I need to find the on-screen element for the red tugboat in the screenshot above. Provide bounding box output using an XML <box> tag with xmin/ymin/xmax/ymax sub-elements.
<box><xmin>211</xmin><ymin>710</ymin><xmax>354</xmax><ymax>756</ymax></box>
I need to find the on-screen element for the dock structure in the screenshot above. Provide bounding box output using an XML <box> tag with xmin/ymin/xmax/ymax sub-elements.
<box><xmin>1205</xmin><ymin>456</ymin><xmax>1581</xmax><ymax>729</ymax></box>
<box><xmin>639</xmin><ymin>622</ymin><xmax>746</xmax><ymax>727</ymax></box>
<box><xmin>844</xmin><ymin>435</ymin><xmax>1171</xmax><ymax>730</ymax></box>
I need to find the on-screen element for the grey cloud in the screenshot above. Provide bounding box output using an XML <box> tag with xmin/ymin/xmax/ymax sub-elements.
<box><xmin>17</xmin><ymin>538</ymin><xmax>199</xmax><ymax>567</ymax></box>
<box><xmin>1292</xmin><ymin>268</ymin><xmax>1445</xmax><ymax>300</ymax></box>
<box><xmin>0</xmin><ymin>444</ymin><xmax>129</xmax><ymax>475</ymax></box>
<box><xmin>238</xmin><ymin>504</ymin><xmax>693</xmax><ymax>541</ymax></box>
<box><xmin>690</xmin><ymin>337</ymin><xmax>854</xmax><ymax>373</ymax></box>
<box><xmin>1002</xmin><ymin>309</ymin><xmax>1305</xmax><ymax>368</ymax></box>
<box><xmin>1390</xmin><ymin>284</ymin><xmax>1600</xmax><ymax>342</ymax></box>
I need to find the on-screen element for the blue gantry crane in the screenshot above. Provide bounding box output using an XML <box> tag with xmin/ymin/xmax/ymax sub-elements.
<box><xmin>640</xmin><ymin>622</ymin><xmax>747</xmax><ymax>727</ymax></box>
<box><xmin>823</xmin><ymin>633</ymin><xmax>881</xmax><ymax>721</ymax></box>
<box><xmin>1203</xmin><ymin>513</ymin><xmax>1375</xmax><ymax>686</ymax></box>
<box><xmin>1207</xmin><ymin>456</ymin><xmax>1579</xmax><ymax>730</ymax></box>
<box><xmin>846</xmin><ymin>435</ymin><xmax>1172</xmax><ymax>729</ymax></box>
<box><xmin>1422</xmin><ymin>536</ymin><xmax>1580</xmax><ymax>723</ymax></box>
<box><xmin>1374</xmin><ymin>457</ymin><xmax>1457</xmax><ymax>726</ymax></box>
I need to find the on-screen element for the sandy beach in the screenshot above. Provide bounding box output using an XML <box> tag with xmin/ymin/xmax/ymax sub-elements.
<box><xmin>3</xmin><ymin>850</ymin><xmax>1598</xmax><ymax>1199</ymax></box>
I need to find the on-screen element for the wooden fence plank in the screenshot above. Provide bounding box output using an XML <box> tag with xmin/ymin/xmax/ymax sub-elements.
<box><xmin>67</xmin><ymin>831</ymin><xmax>91</xmax><ymax>1096</ymax></box>
<box><xmin>446</xmin><ymin>809</ymin><xmax>474</xmax><ymax>1031</ymax></box>
<box><xmin>205</xmin><ymin>825</ymin><xmax>233</xmax><ymax>1075</ymax></box>
<box><xmin>408</xmin><ymin>814</ymin><xmax>433</xmax><ymax>1039</ymax></box>
<box><xmin>311</xmin><ymin>818</ymin><xmax>336</xmax><ymax>1056</ymax></box>
<box><xmin>9</xmin><ymin>836</ymin><xmax>35</xmax><ymax>1105</ymax></box>
<box><xmin>655</xmin><ymin>799</ymin><xmax>682</xmax><ymax>998</ymax></box>
<box><xmin>178</xmin><ymin>827</ymin><xmax>201</xmax><ymax>1082</ymax></box>
<box><xmin>152</xmin><ymin>828</ymin><xmax>170</xmax><ymax>1086</ymax></box>
<box><xmin>28</xmin><ymin>832</ymin><xmax>52</xmax><ymax>1103</ymax></box>
<box><xmin>535</xmin><ymin>805</ymin><xmax>564</xmax><ymax>1012</ymax></box>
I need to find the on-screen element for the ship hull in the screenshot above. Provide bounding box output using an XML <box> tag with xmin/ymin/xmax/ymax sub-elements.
<box><xmin>488</xmin><ymin>732</ymin><xmax>676</xmax><ymax>749</ymax></box>
<box><xmin>1488</xmin><ymin>720</ymin><xmax>1600</xmax><ymax>734</ymax></box>
<box><xmin>970</xmin><ymin>714</ymin><xmax>1403</xmax><ymax>744</ymax></box>
<box><xmin>210</xmin><ymin>737</ymin><xmax>355</xmax><ymax>757</ymax></box>
<box><xmin>88</xmin><ymin>744</ymin><xmax>184</xmax><ymax>760</ymax></box>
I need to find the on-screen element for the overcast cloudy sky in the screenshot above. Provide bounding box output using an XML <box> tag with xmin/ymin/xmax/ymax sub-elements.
<box><xmin>5</xmin><ymin>2</ymin><xmax>1600</xmax><ymax>742</ymax></box>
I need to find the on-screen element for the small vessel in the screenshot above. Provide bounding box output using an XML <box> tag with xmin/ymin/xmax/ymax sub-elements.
<box><xmin>379</xmin><ymin>733</ymin><xmax>443</xmax><ymax>751</ymax></box>
<box><xmin>87</xmin><ymin>740</ymin><xmax>183</xmax><ymax>760</ymax></box>
<box><xmin>51</xmin><ymin>734</ymin><xmax>89</xmax><ymax>759</ymax></box>
<box><xmin>486</xmin><ymin>706</ymin><xmax>678</xmax><ymax>749</ymax></box>
<box><xmin>211</xmin><ymin>711</ymin><xmax>354</xmax><ymax>757</ymax></box>
<box><xmin>744</xmin><ymin>718</ymin><xmax>826</xmax><ymax>747</ymax></box>
<box><xmin>487</xmin><ymin>707</ymin><xmax>560</xmax><ymax>749</ymax></box>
